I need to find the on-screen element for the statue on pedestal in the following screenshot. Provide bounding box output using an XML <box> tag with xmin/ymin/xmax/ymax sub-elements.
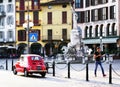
<box><xmin>61</xmin><ymin>3</ymin><xmax>92</xmax><ymax>61</ymax></box>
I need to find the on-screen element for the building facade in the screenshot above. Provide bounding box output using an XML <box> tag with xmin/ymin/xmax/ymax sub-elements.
<box><xmin>16</xmin><ymin>0</ymin><xmax>73</xmax><ymax>57</ymax></box>
<box><xmin>75</xmin><ymin>0</ymin><xmax>120</xmax><ymax>55</ymax></box>
<box><xmin>0</xmin><ymin>0</ymin><xmax>16</xmax><ymax>46</ymax></box>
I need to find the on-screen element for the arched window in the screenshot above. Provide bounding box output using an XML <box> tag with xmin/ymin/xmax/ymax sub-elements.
<box><xmin>85</xmin><ymin>26</ymin><xmax>88</xmax><ymax>38</ymax></box>
<box><xmin>95</xmin><ymin>25</ymin><xmax>99</xmax><ymax>37</ymax></box>
<box><xmin>100</xmin><ymin>24</ymin><xmax>103</xmax><ymax>36</ymax></box>
<box><xmin>89</xmin><ymin>26</ymin><xmax>92</xmax><ymax>38</ymax></box>
<box><xmin>111</xmin><ymin>23</ymin><xmax>116</xmax><ymax>36</ymax></box>
<box><xmin>106</xmin><ymin>24</ymin><xmax>110</xmax><ymax>36</ymax></box>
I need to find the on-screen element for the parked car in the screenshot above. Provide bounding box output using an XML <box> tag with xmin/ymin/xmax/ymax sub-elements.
<box><xmin>13</xmin><ymin>54</ymin><xmax>47</xmax><ymax>77</ymax></box>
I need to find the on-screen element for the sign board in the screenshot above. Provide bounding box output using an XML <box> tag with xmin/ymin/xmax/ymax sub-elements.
<box><xmin>29</xmin><ymin>33</ymin><xmax>38</xmax><ymax>42</ymax></box>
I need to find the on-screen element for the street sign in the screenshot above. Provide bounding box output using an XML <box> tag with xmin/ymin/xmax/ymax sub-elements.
<box><xmin>29</xmin><ymin>33</ymin><xmax>38</xmax><ymax>42</ymax></box>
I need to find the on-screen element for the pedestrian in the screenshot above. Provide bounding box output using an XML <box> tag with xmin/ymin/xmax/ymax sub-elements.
<box><xmin>93</xmin><ymin>47</ymin><xmax>106</xmax><ymax>77</ymax></box>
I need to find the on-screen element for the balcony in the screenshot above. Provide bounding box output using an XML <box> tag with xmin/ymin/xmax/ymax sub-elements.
<box><xmin>42</xmin><ymin>35</ymin><xmax>70</xmax><ymax>42</ymax></box>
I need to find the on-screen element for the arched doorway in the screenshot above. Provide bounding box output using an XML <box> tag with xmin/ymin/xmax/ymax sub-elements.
<box><xmin>17</xmin><ymin>43</ymin><xmax>27</xmax><ymax>57</ymax></box>
<box><xmin>31</xmin><ymin>43</ymin><xmax>42</xmax><ymax>55</ymax></box>
<box><xmin>44</xmin><ymin>43</ymin><xmax>54</xmax><ymax>57</ymax></box>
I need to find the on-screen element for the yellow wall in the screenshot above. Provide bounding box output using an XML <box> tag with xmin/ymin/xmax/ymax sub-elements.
<box><xmin>16</xmin><ymin>0</ymin><xmax>72</xmax><ymax>47</ymax></box>
<box><xmin>41</xmin><ymin>0</ymin><xmax>53</xmax><ymax>3</ymax></box>
<box><xmin>41</xmin><ymin>4</ymin><xmax>72</xmax><ymax>41</ymax></box>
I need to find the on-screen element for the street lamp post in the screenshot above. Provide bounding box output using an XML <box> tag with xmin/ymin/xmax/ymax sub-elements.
<box><xmin>23</xmin><ymin>0</ymin><xmax>34</xmax><ymax>54</ymax></box>
<box><xmin>100</xmin><ymin>36</ymin><xmax>103</xmax><ymax>51</ymax></box>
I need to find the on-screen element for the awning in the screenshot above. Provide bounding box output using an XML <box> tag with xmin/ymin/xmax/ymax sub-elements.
<box><xmin>83</xmin><ymin>37</ymin><xmax>118</xmax><ymax>44</ymax></box>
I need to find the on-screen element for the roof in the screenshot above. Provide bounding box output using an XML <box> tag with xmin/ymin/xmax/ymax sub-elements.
<box><xmin>20</xmin><ymin>54</ymin><xmax>41</xmax><ymax>57</ymax></box>
<box><xmin>41</xmin><ymin>0</ymin><xmax>73</xmax><ymax>5</ymax></box>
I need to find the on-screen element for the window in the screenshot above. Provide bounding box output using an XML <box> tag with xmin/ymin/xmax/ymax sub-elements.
<box><xmin>102</xmin><ymin>7</ymin><xmax>108</xmax><ymax>20</ymax></box>
<box><xmin>91</xmin><ymin>0</ymin><xmax>108</xmax><ymax>5</ymax></box>
<box><xmin>34</xmin><ymin>0</ymin><xmax>38</xmax><ymax>9</ymax></box>
<box><xmin>95</xmin><ymin>25</ymin><xmax>99</xmax><ymax>37</ymax></box>
<box><xmin>106</xmin><ymin>24</ymin><xmax>110</xmax><ymax>36</ymax></box>
<box><xmin>102</xmin><ymin>0</ymin><xmax>108</xmax><ymax>3</ymax></box>
<box><xmin>7</xmin><ymin>4</ymin><xmax>13</xmax><ymax>12</ymax></box>
<box><xmin>76</xmin><ymin>11</ymin><xmax>84</xmax><ymax>23</ymax></box>
<box><xmin>98</xmin><ymin>0</ymin><xmax>102</xmax><ymax>4</ymax></box>
<box><xmin>8</xmin><ymin>30</ymin><xmax>13</xmax><ymax>39</ymax></box>
<box><xmin>91</xmin><ymin>9</ymin><xmax>99</xmax><ymax>21</ymax></box>
<box><xmin>20</xmin><ymin>11</ymin><xmax>24</xmax><ymax>25</ymax></box>
<box><xmin>89</xmin><ymin>26</ymin><xmax>92</xmax><ymax>38</ymax></box>
<box><xmin>48</xmin><ymin>29</ymin><xmax>52</xmax><ymax>40</ymax></box>
<box><xmin>85</xmin><ymin>26</ymin><xmax>88</xmax><ymax>38</ymax></box>
<box><xmin>31</xmin><ymin>56</ymin><xmax>41</xmax><ymax>61</ymax></box>
<box><xmin>111</xmin><ymin>23</ymin><xmax>117</xmax><ymax>36</ymax></box>
<box><xmin>0</xmin><ymin>31</ymin><xmax>3</xmax><ymax>39</ymax></box>
<box><xmin>94</xmin><ymin>9</ymin><xmax>98</xmax><ymax>21</ymax></box>
<box><xmin>62</xmin><ymin>11</ymin><xmax>67</xmax><ymax>24</ymax></box>
<box><xmin>47</xmin><ymin>12</ymin><xmax>52</xmax><ymax>24</ymax></box>
<box><xmin>62</xmin><ymin>4</ymin><xmax>67</xmax><ymax>8</ymax></box>
<box><xmin>37</xmin><ymin>30</ymin><xmax>40</xmax><ymax>41</ymax></box>
<box><xmin>91</xmin><ymin>0</ymin><xmax>98</xmax><ymax>5</ymax></box>
<box><xmin>75</xmin><ymin>0</ymin><xmax>83</xmax><ymax>8</ymax></box>
<box><xmin>110</xmin><ymin>6</ymin><xmax>116</xmax><ymax>19</ymax></box>
<box><xmin>98</xmin><ymin>8</ymin><xmax>103</xmax><ymax>20</ymax></box>
<box><xmin>7</xmin><ymin>16</ymin><xmax>14</xmax><ymax>25</ymax></box>
<box><xmin>85</xmin><ymin>10</ymin><xmax>90</xmax><ymax>22</ymax></box>
<box><xmin>20</xmin><ymin>0</ymin><xmax>24</xmax><ymax>10</ymax></box>
<box><xmin>0</xmin><ymin>17</ymin><xmax>4</xmax><ymax>26</ymax></box>
<box><xmin>62</xmin><ymin>29</ymin><xmax>67</xmax><ymax>40</ymax></box>
<box><xmin>0</xmin><ymin>5</ymin><xmax>4</xmax><ymax>12</ymax></box>
<box><xmin>85</xmin><ymin>0</ymin><xmax>90</xmax><ymax>7</ymax></box>
<box><xmin>18</xmin><ymin>30</ymin><xmax>26</xmax><ymax>41</ymax></box>
<box><xmin>100</xmin><ymin>24</ymin><xmax>103</xmax><ymax>36</ymax></box>
<box><xmin>95</xmin><ymin>0</ymin><xmax>98</xmax><ymax>5</ymax></box>
<box><xmin>112</xmin><ymin>0</ymin><xmax>116</xmax><ymax>2</ymax></box>
<box><xmin>34</xmin><ymin>0</ymin><xmax>38</xmax><ymax>5</ymax></box>
<box><xmin>32</xmin><ymin>0</ymin><xmax>40</xmax><ymax>9</ymax></box>
<box><xmin>33</xmin><ymin>11</ymin><xmax>39</xmax><ymax>25</ymax></box>
<box><xmin>8</xmin><ymin>0</ymin><xmax>12</xmax><ymax>2</ymax></box>
<box><xmin>91</xmin><ymin>0</ymin><xmax>95</xmax><ymax>5</ymax></box>
<box><xmin>87</xmin><ymin>28</ymin><xmax>89</xmax><ymax>38</ymax></box>
<box><xmin>0</xmin><ymin>0</ymin><xmax>3</xmax><ymax>3</ymax></box>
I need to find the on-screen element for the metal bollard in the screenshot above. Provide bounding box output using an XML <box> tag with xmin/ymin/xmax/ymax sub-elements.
<box><xmin>109</xmin><ymin>63</ymin><xmax>112</xmax><ymax>84</ymax></box>
<box><xmin>6</xmin><ymin>59</ymin><xmax>8</xmax><ymax>70</ymax></box>
<box><xmin>11</xmin><ymin>59</ymin><xmax>14</xmax><ymax>71</ymax></box>
<box><xmin>86</xmin><ymin>63</ymin><xmax>89</xmax><ymax>81</ymax></box>
<box><xmin>53</xmin><ymin>61</ymin><xmax>55</xmax><ymax>76</ymax></box>
<box><xmin>68</xmin><ymin>62</ymin><xmax>70</xmax><ymax>78</ymax></box>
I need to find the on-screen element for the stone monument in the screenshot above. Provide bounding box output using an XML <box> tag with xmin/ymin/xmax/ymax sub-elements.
<box><xmin>62</xmin><ymin>4</ymin><xmax>92</xmax><ymax>61</ymax></box>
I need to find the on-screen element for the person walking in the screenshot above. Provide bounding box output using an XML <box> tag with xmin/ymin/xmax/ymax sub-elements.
<box><xmin>94</xmin><ymin>47</ymin><xmax>106</xmax><ymax>77</ymax></box>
